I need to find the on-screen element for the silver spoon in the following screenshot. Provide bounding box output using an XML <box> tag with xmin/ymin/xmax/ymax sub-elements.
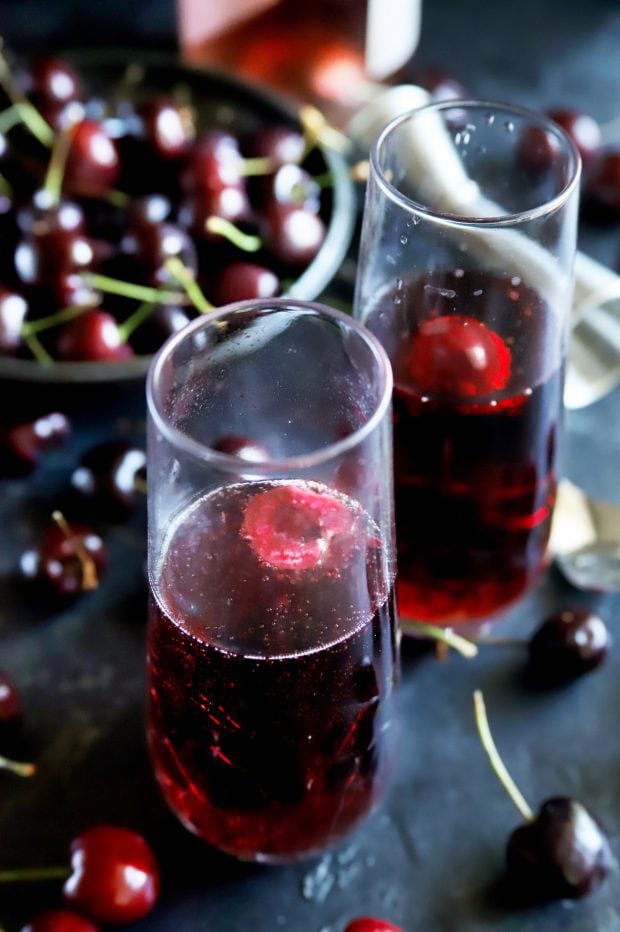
<box><xmin>549</xmin><ymin>479</ymin><xmax>620</xmax><ymax>591</ymax></box>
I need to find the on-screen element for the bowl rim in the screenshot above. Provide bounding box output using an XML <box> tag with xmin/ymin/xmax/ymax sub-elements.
<box><xmin>0</xmin><ymin>48</ymin><xmax>355</xmax><ymax>384</ymax></box>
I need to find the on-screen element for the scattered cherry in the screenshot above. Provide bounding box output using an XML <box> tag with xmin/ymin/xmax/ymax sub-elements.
<box><xmin>344</xmin><ymin>920</ymin><xmax>403</xmax><ymax>932</ymax></box>
<box><xmin>56</xmin><ymin>310</ymin><xmax>133</xmax><ymax>362</ymax></box>
<box><xmin>62</xmin><ymin>825</ymin><xmax>159</xmax><ymax>926</ymax></box>
<box><xmin>507</xmin><ymin>797</ymin><xmax>614</xmax><ymax>901</ymax></box>
<box><xmin>408</xmin><ymin>315</ymin><xmax>511</xmax><ymax>397</ymax></box>
<box><xmin>0</xmin><ymin>411</ymin><xmax>70</xmax><ymax>476</ymax></box>
<box><xmin>70</xmin><ymin>440</ymin><xmax>146</xmax><ymax>520</ymax></box>
<box><xmin>527</xmin><ymin>610</ymin><xmax>609</xmax><ymax>685</ymax></box>
<box><xmin>0</xmin><ymin>668</ymin><xmax>23</xmax><ymax>737</ymax></box>
<box><xmin>20</xmin><ymin>909</ymin><xmax>99</xmax><ymax>932</ymax></box>
<box><xmin>547</xmin><ymin>108</ymin><xmax>602</xmax><ymax>166</ymax></box>
<box><xmin>19</xmin><ymin>519</ymin><xmax>106</xmax><ymax>596</ymax></box>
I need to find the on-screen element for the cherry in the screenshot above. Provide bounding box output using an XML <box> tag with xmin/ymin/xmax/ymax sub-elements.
<box><xmin>248</xmin><ymin>126</ymin><xmax>305</xmax><ymax>166</ymax></box>
<box><xmin>583</xmin><ymin>149</ymin><xmax>620</xmax><ymax>220</ymax></box>
<box><xmin>213</xmin><ymin>435</ymin><xmax>271</xmax><ymax>461</ymax></box>
<box><xmin>182</xmin><ymin>131</ymin><xmax>244</xmax><ymax>193</ymax></box>
<box><xmin>261</xmin><ymin>203</ymin><xmax>326</xmax><ymax>266</ymax></box>
<box><xmin>415</xmin><ymin>66</ymin><xmax>467</xmax><ymax>101</ymax></box>
<box><xmin>408</xmin><ymin>315</ymin><xmax>511</xmax><ymax>397</ymax></box>
<box><xmin>212</xmin><ymin>261</ymin><xmax>280</xmax><ymax>304</ymax></box>
<box><xmin>344</xmin><ymin>920</ymin><xmax>403</xmax><ymax>932</ymax></box>
<box><xmin>517</xmin><ymin>124</ymin><xmax>562</xmax><ymax>178</ymax></box>
<box><xmin>141</xmin><ymin>98</ymin><xmax>193</xmax><ymax>160</ymax></box>
<box><xmin>547</xmin><ymin>108</ymin><xmax>602</xmax><ymax>166</ymax></box>
<box><xmin>264</xmin><ymin>163</ymin><xmax>321</xmax><ymax>212</ymax></box>
<box><xmin>0</xmin><ymin>412</ymin><xmax>70</xmax><ymax>476</ymax></box>
<box><xmin>56</xmin><ymin>311</ymin><xmax>133</xmax><ymax>362</ymax></box>
<box><xmin>122</xmin><ymin>220</ymin><xmax>198</xmax><ymax>286</ymax></box>
<box><xmin>70</xmin><ymin>440</ymin><xmax>147</xmax><ymax>521</ymax></box>
<box><xmin>29</xmin><ymin>56</ymin><xmax>82</xmax><ymax>110</ymax></box>
<box><xmin>527</xmin><ymin>610</ymin><xmax>609</xmax><ymax>684</ymax></box>
<box><xmin>0</xmin><ymin>288</ymin><xmax>28</xmax><ymax>353</ymax></box>
<box><xmin>242</xmin><ymin>483</ymin><xmax>356</xmax><ymax>570</ymax></box>
<box><xmin>126</xmin><ymin>193</ymin><xmax>173</xmax><ymax>230</ymax></box>
<box><xmin>507</xmin><ymin>797</ymin><xmax>613</xmax><ymax>901</ymax></box>
<box><xmin>64</xmin><ymin>120</ymin><xmax>121</xmax><ymax>194</ymax></box>
<box><xmin>21</xmin><ymin>909</ymin><xmax>99</xmax><ymax>932</ymax></box>
<box><xmin>0</xmin><ymin>669</ymin><xmax>23</xmax><ymax>737</ymax></box>
<box><xmin>19</xmin><ymin>519</ymin><xmax>107</xmax><ymax>597</ymax></box>
<box><xmin>62</xmin><ymin>825</ymin><xmax>159</xmax><ymax>926</ymax></box>
<box><xmin>129</xmin><ymin>303</ymin><xmax>190</xmax><ymax>355</ymax></box>
<box><xmin>14</xmin><ymin>229</ymin><xmax>95</xmax><ymax>304</ymax></box>
<box><xmin>17</xmin><ymin>191</ymin><xmax>85</xmax><ymax>236</ymax></box>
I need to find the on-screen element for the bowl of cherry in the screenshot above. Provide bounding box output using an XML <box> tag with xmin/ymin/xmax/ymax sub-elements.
<box><xmin>0</xmin><ymin>48</ymin><xmax>356</xmax><ymax>382</ymax></box>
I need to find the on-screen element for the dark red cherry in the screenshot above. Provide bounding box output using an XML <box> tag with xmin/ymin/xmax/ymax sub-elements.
<box><xmin>583</xmin><ymin>149</ymin><xmax>620</xmax><ymax>220</ymax></box>
<box><xmin>265</xmin><ymin>163</ymin><xmax>321</xmax><ymax>212</ymax></box>
<box><xmin>0</xmin><ymin>288</ymin><xmax>27</xmax><ymax>353</ymax></box>
<box><xmin>212</xmin><ymin>262</ymin><xmax>280</xmax><ymax>304</ymax></box>
<box><xmin>129</xmin><ymin>303</ymin><xmax>190</xmax><ymax>355</ymax></box>
<box><xmin>17</xmin><ymin>190</ymin><xmax>85</xmax><ymax>236</ymax></box>
<box><xmin>0</xmin><ymin>412</ymin><xmax>70</xmax><ymax>476</ymax></box>
<box><xmin>64</xmin><ymin>120</ymin><xmax>121</xmax><ymax>194</ymax></box>
<box><xmin>20</xmin><ymin>909</ymin><xmax>99</xmax><ymax>932</ymax></box>
<box><xmin>547</xmin><ymin>108</ymin><xmax>601</xmax><ymax>166</ymax></box>
<box><xmin>29</xmin><ymin>56</ymin><xmax>82</xmax><ymax>109</ymax></box>
<box><xmin>527</xmin><ymin>610</ymin><xmax>609</xmax><ymax>684</ymax></box>
<box><xmin>70</xmin><ymin>441</ymin><xmax>147</xmax><ymax>520</ymax></box>
<box><xmin>126</xmin><ymin>193</ymin><xmax>173</xmax><ymax>230</ymax></box>
<box><xmin>517</xmin><ymin>125</ymin><xmax>562</xmax><ymax>178</ymax></box>
<box><xmin>63</xmin><ymin>825</ymin><xmax>159</xmax><ymax>926</ymax></box>
<box><xmin>248</xmin><ymin>126</ymin><xmax>305</xmax><ymax>166</ymax></box>
<box><xmin>344</xmin><ymin>920</ymin><xmax>404</xmax><ymax>932</ymax></box>
<box><xmin>19</xmin><ymin>522</ymin><xmax>107</xmax><ymax>597</ymax></box>
<box><xmin>408</xmin><ymin>315</ymin><xmax>511</xmax><ymax>397</ymax></box>
<box><xmin>261</xmin><ymin>203</ymin><xmax>325</xmax><ymax>266</ymax></box>
<box><xmin>141</xmin><ymin>98</ymin><xmax>193</xmax><ymax>159</ymax></box>
<box><xmin>507</xmin><ymin>797</ymin><xmax>613</xmax><ymax>900</ymax></box>
<box><xmin>56</xmin><ymin>311</ymin><xmax>133</xmax><ymax>362</ymax></box>
<box><xmin>0</xmin><ymin>669</ymin><xmax>23</xmax><ymax>737</ymax></box>
<box><xmin>122</xmin><ymin>221</ymin><xmax>198</xmax><ymax>286</ymax></box>
<box><xmin>182</xmin><ymin>131</ymin><xmax>244</xmax><ymax>194</ymax></box>
<box><xmin>180</xmin><ymin>185</ymin><xmax>252</xmax><ymax>236</ymax></box>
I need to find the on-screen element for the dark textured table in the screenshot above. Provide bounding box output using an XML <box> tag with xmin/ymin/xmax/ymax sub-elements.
<box><xmin>2</xmin><ymin>1</ymin><xmax>620</xmax><ymax>930</ymax></box>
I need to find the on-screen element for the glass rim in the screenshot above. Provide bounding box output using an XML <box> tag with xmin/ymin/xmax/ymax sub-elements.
<box><xmin>370</xmin><ymin>98</ymin><xmax>582</xmax><ymax>228</ymax></box>
<box><xmin>146</xmin><ymin>298</ymin><xmax>393</xmax><ymax>473</ymax></box>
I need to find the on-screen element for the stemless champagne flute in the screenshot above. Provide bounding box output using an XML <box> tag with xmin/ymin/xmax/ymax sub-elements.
<box><xmin>146</xmin><ymin>299</ymin><xmax>397</xmax><ymax>863</ymax></box>
<box><xmin>354</xmin><ymin>101</ymin><xmax>581</xmax><ymax>628</ymax></box>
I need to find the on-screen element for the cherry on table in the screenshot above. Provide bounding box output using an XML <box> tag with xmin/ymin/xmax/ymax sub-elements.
<box><xmin>408</xmin><ymin>315</ymin><xmax>511</xmax><ymax>397</ymax></box>
<box><xmin>62</xmin><ymin>825</ymin><xmax>159</xmax><ymax>926</ymax></box>
<box><xmin>70</xmin><ymin>440</ymin><xmax>147</xmax><ymax>521</ymax></box>
<box><xmin>517</xmin><ymin>124</ymin><xmax>562</xmax><ymax>178</ymax></box>
<box><xmin>56</xmin><ymin>310</ymin><xmax>133</xmax><ymax>362</ymax></box>
<box><xmin>261</xmin><ymin>202</ymin><xmax>326</xmax><ymax>266</ymax></box>
<box><xmin>19</xmin><ymin>520</ymin><xmax>107</xmax><ymax>597</ymax></box>
<box><xmin>527</xmin><ymin>610</ymin><xmax>609</xmax><ymax>685</ymax></box>
<box><xmin>0</xmin><ymin>411</ymin><xmax>71</xmax><ymax>476</ymax></box>
<box><xmin>507</xmin><ymin>796</ymin><xmax>613</xmax><ymax>901</ymax></box>
<box><xmin>21</xmin><ymin>909</ymin><xmax>99</xmax><ymax>932</ymax></box>
<box><xmin>344</xmin><ymin>919</ymin><xmax>403</xmax><ymax>932</ymax></box>
<box><xmin>547</xmin><ymin>108</ymin><xmax>602</xmax><ymax>166</ymax></box>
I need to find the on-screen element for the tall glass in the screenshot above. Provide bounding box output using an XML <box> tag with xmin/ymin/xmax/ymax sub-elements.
<box><xmin>354</xmin><ymin>101</ymin><xmax>581</xmax><ymax>628</ymax></box>
<box><xmin>146</xmin><ymin>299</ymin><xmax>396</xmax><ymax>863</ymax></box>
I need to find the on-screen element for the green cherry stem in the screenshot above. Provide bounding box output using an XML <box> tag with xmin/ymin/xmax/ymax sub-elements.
<box><xmin>22</xmin><ymin>331</ymin><xmax>53</xmax><ymax>365</ymax></box>
<box><xmin>205</xmin><ymin>216</ymin><xmax>261</xmax><ymax>252</ymax></box>
<box><xmin>400</xmin><ymin>618</ymin><xmax>479</xmax><ymax>659</ymax></box>
<box><xmin>473</xmin><ymin>689</ymin><xmax>534</xmax><ymax>823</ymax></box>
<box><xmin>239</xmin><ymin>155</ymin><xmax>276</xmax><ymax>177</ymax></box>
<box><xmin>42</xmin><ymin>126</ymin><xmax>75</xmax><ymax>206</ymax></box>
<box><xmin>164</xmin><ymin>257</ymin><xmax>213</xmax><ymax>314</ymax></box>
<box><xmin>0</xmin><ymin>103</ymin><xmax>24</xmax><ymax>134</ymax></box>
<box><xmin>117</xmin><ymin>301</ymin><xmax>155</xmax><ymax>342</ymax></box>
<box><xmin>0</xmin><ymin>47</ymin><xmax>54</xmax><ymax>147</ymax></box>
<box><xmin>0</xmin><ymin>865</ymin><xmax>69</xmax><ymax>883</ymax></box>
<box><xmin>21</xmin><ymin>303</ymin><xmax>94</xmax><ymax>337</ymax></box>
<box><xmin>0</xmin><ymin>753</ymin><xmax>36</xmax><ymax>778</ymax></box>
<box><xmin>85</xmin><ymin>273</ymin><xmax>187</xmax><ymax>306</ymax></box>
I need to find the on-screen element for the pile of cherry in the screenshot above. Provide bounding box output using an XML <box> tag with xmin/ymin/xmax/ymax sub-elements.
<box><xmin>0</xmin><ymin>51</ymin><xmax>330</xmax><ymax>365</ymax></box>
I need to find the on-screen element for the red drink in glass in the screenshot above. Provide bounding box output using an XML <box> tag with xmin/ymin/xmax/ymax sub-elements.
<box><xmin>365</xmin><ymin>270</ymin><xmax>561</xmax><ymax>625</ymax></box>
<box><xmin>148</xmin><ymin>479</ymin><xmax>397</xmax><ymax>862</ymax></box>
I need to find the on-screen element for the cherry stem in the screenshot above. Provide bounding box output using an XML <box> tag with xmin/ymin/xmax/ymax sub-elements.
<box><xmin>21</xmin><ymin>302</ymin><xmax>95</xmax><ymax>337</ymax></box>
<box><xmin>0</xmin><ymin>47</ymin><xmax>54</xmax><ymax>147</ymax></box>
<box><xmin>117</xmin><ymin>301</ymin><xmax>155</xmax><ymax>342</ymax></box>
<box><xmin>239</xmin><ymin>155</ymin><xmax>276</xmax><ymax>177</ymax></box>
<box><xmin>299</xmin><ymin>104</ymin><xmax>351</xmax><ymax>156</ymax></box>
<box><xmin>0</xmin><ymin>753</ymin><xmax>36</xmax><ymax>778</ymax></box>
<box><xmin>22</xmin><ymin>331</ymin><xmax>53</xmax><ymax>365</ymax></box>
<box><xmin>164</xmin><ymin>257</ymin><xmax>213</xmax><ymax>314</ymax></box>
<box><xmin>310</xmin><ymin>170</ymin><xmax>334</xmax><ymax>190</ymax></box>
<box><xmin>51</xmin><ymin>510</ymin><xmax>98</xmax><ymax>591</ymax></box>
<box><xmin>351</xmin><ymin>159</ymin><xmax>370</xmax><ymax>183</ymax></box>
<box><xmin>43</xmin><ymin>126</ymin><xmax>75</xmax><ymax>206</ymax></box>
<box><xmin>472</xmin><ymin>635</ymin><xmax>525</xmax><ymax>647</ymax></box>
<box><xmin>473</xmin><ymin>689</ymin><xmax>534</xmax><ymax>823</ymax></box>
<box><xmin>0</xmin><ymin>171</ymin><xmax>13</xmax><ymax>197</ymax></box>
<box><xmin>205</xmin><ymin>216</ymin><xmax>261</xmax><ymax>253</ymax></box>
<box><xmin>86</xmin><ymin>273</ymin><xmax>187</xmax><ymax>306</ymax></box>
<box><xmin>0</xmin><ymin>103</ymin><xmax>25</xmax><ymax>135</ymax></box>
<box><xmin>0</xmin><ymin>865</ymin><xmax>69</xmax><ymax>883</ymax></box>
<box><xmin>400</xmin><ymin>618</ymin><xmax>478</xmax><ymax>658</ymax></box>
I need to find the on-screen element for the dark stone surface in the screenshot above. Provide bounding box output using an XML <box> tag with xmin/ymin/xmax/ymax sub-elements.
<box><xmin>1</xmin><ymin>1</ymin><xmax>620</xmax><ymax>931</ymax></box>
